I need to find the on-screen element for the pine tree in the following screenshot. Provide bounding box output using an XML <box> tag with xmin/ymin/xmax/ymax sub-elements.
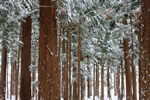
<box><xmin>20</xmin><ymin>16</ymin><xmax>32</xmax><ymax>100</ymax></box>
<box><xmin>140</xmin><ymin>0</ymin><xmax>150</xmax><ymax>99</ymax></box>
<box><xmin>0</xmin><ymin>31</ymin><xmax>8</xmax><ymax>100</ymax></box>
<box><xmin>38</xmin><ymin>0</ymin><xmax>59</xmax><ymax>99</ymax></box>
<box><xmin>123</xmin><ymin>38</ymin><xmax>132</xmax><ymax>100</ymax></box>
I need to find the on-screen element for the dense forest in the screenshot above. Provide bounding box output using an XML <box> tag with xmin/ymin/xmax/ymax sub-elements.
<box><xmin>0</xmin><ymin>0</ymin><xmax>150</xmax><ymax>100</ymax></box>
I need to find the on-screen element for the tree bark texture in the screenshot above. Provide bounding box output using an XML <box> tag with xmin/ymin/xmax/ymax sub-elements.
<box><xmin>20</xmin><ymin>16</ymin><xmax>32</xmax><ymax>100</ymax></box>
<box><xmin>123</xmin><ymin>38</ymin><xmax>132</xmax><ymax>100</ymax></box>
<box><xmin>140</xmin><ymin>0</ymin><xmax>150</xmax><ymax>99</ymax></box>
<box><xmin>0</xmin><ymin>40</ymin><xmax>7</xmax><ymax>100</ymax></box>
<box><xmin>38</xmin><ymin>0</ymin><xmax>59</xmax><ymax>99</ymax></box>
<box><xmin>101</xmin><ymin>63</ymin><xmax>104</xmax><ymax>100</ymax></box>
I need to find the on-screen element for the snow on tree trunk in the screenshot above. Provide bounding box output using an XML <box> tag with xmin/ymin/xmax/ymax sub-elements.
<box><xmin>38</xmin><ymin>0</ymin><xmax>59</xmax><ymax>99</ymax></box>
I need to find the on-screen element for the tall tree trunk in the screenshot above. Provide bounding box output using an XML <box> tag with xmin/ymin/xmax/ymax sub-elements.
<box><xmin>81</xmin><ymin>72</ymin><xmax>85</xmax><ymax>100</ymax></box>
<box><xmin>20</xmin><ymin>16</ymin><xmax>32</xmax><ymax>100</ymax></box>
<box><xmin>93</xmin><ymin>65</ymin><xmax>95</xmax><ymax>100</ymax></box>
<box><xmin>62</xmin><ymin>28</ymin><xmax>66</xmax><ymax>99</ymax></box>
<box><xmin>68</xmin><ymin>27</ymin><xmax>72</xmax><ymax>100</ymax></box>
<box><xmin>120</xmin><ymin>60</ymin><xmax>124</xmax><ymax>100</ymax></box>
<box><xmin>140</xmin><ymin>0</ymin><xmax>150</xmax><ymax>99</ymax></box>
<box><xmin>117</xmin><ymin>66</ymin><xmax>120</xmax><ymax>100</ymax></box>
<box><xmin>73</xmin><ymin>66</ymin><xmax>77</xmax><ymax>100</ymax></box>
<box><xmin>101</xmin><ymin>63</ymin><xmax>104</xmax><ymax>100</ymax></box>
<box><xmin>64</xmin><ymin>32</ymin><xmax>69</xmax><ymax>100</ymax></box>
<box><xmin>87</xmin><ymin>56</ymin><xmax>92</xmax><ymax>98</ymax></box>
<box><xmin>123</xmin><ymin>38</ymin><xmax>132</xmax><ymax>100</ymax></box>
<box><xmin>11</xmin><ymin>59</ymin><xmax>16</xmax><ymax>99</ymax></box>
<box><xmin>10</xmin><ymin>58</ymin><xmax>13</xmax><ymax>100</ymax></box>
<box><xmin>6</xmin><ymin>57</ymin><xmax>9</xmax><ymax>98</ymax></box>
<box><xmin>107</xmin><ymin>66</ymin><xmax>111</xmax><ymax>99</ymax></box>
<box><xmin>78</xmin><ymin>18</ymin><xmax>81</xmax><ymax>100</ymax></box>
<box><xmin>0</xmin><ymin>37</ymin><xmax>7</xmax><ymax>100</ymax></box>
<box><xmin>138</xmin><ymin>27</ymin><xmax>142</xmax><ymax>100</ymax></box>
<box><xmin>95</xmin><ymin>64</ymin><xmax>99</xmax><ymax>97</ymax></box>
<box><xmin>38</xmin><ymin>1</ymin><xmax>59</xmax><ymax>99</ymax></box>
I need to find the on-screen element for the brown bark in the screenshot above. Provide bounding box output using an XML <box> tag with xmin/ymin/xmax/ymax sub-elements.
<box><xmin>78</xmin><ymin>18</ymin><xmax>81</xmax><ymax>100</ymax></box>
<box><xmin>64</xmin><ymin>32</ymin><xmax>69</xmax><ymax>100</ymax></box>
<box><xmin>6</xmin><ymin>58</ymin><xmax>9</xmax><ymax>98</ymax></box>
<box><xmin>87</xmin><ymin>56</ymin><xmax>92</xmax><ymax>98</ymax></box>
<box><xmin>93</xmin><ymin>66</ymin><xmax>95</xmax><ymax>100</ymax></box>
<box><xmin>139</xmin><ymin>26</ymin><xmax>142</xmax><ymax>100</ymax></box>
<box><xmin>81</xmin><ymin>73</ymin><xmax>85</xmax><ymax>100</ymax></box>
<box><xmin>0</xmin><ymin>39</ymin><xmax>8</xmax><ymax>100</ymax></box>
<box><xmin>120</xmin><ymin>60</ymin><xmax>124</xmax><ymax>100</ymax></box>
<box><xmin>38</xmin><ymin>1</ymin><xmax>59</xmax><ymax>99</ymax></box>
<box><xmin>140</xmin><ymin>0</ymin><xmax>150</xmax><ymax>99</ymax></box>
<box><xmin>87</xmin><ymin>77</ymin><xmax>90</xmax><ymax>98</ymax></box>
<box><xmin>20</xmin><ymin>16</ymin><xmax>32</xmax><ymax>100</ymax></box>
<box><xmin>100</xmin><ymin>63</ymin><xmax>104</xmax><ymax>100</ymax></box>
<box><xmin>107</xmin><ymin>66</ymin><xmax>111</xmax><ymax>99</ymax></box>
<box><xmin>10</xmin><ymin>58</ymin><xmax>13</xmax><ymax>99</ymax></box>
<box><xmin>95</xmin><ymin>64</ymin><xmax>99</xmax><ymax>97</ymax></box>
<box><xmin>117</xmin><ymin>66</ymin><xmax>120</xmax><ymax>100</ymax></box>
<box><xmin>73</xmin><ymin>67</ymin><xmax>77</xmax><ymax>100</ymax></box>
<box><xmin>68</xmin><ymin>27</ymin><xmax>72</xmax><ymax>100</ymax></box>
<box><xmin>11</xmin><ymin>59</ymin><xmax>16</xmax><ymax>98</ymax></box>
<box><xmin>62</xmin><ymin>28</ymin><xmax>66</xmax><ymax>99</ymax></box>
<box><xmin>123</xmin><ymin>38</ymin><xmax>132</xmax><ymax>100</ymax></box>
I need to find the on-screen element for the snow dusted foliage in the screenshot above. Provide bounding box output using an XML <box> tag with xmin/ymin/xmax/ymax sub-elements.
<box><xmin>57</xmin><ymin>0</ymin><xmax>140</xmax><ymax>78</ymax></box>
<box><xmin>0</xmin><ymin>0</ymin><xmax>141</xmax><ymax>99</ymax></box>
<box><xmin>0</xmin><ymin>0</ymin><xmax>39</xmax><ymax>61</ymax></box>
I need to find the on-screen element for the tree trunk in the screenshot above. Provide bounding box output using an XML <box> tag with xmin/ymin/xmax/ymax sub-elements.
<box><xmin>107</xmin><ymin>66</ymin><xmax>111</xmax><ymax>99</ymax></box>
<box><xmin>93</xmin><ymin>65</ymin><xmax>95</xmax><ymax>100</ymax></box>
<box><xmin>38</xmin><ymin>0</ymin><xmax>59</xmax><ymax>99</ymax></box>
<box><xmin>11</xmin><ymin>59</ymin><xmax>16</xmax><ymax>99</ymax></box>
<box><xmin>20</xmin><ymin>16</ymin><xmax>32</xmax><ymax>100</ymax></box>
<box><xmin>120</xmin><ymin>60</ymin><xmax>124</xmax><ymax>100</ymax></box>
<box><xmin>87</xmin><ymin>56</ymin><xmax>92</xmax><ymax>98</ymax></box>
<box><xmin>123</xmin><ymin>38</ymin><xmax>132</xmax><ymax>100</ymax></box>
<box><xmin>0</xmin><ymin>38</ymin><xmax>8</xmax><ymax>100</ymax></box>
<box><xmin>64</xmin><ymin>32</ymin><xmax>69</xmax><ymax>100</ymax></box>
<box><xmin>140</xmin><ymin>0</ymin><xmax>150</xmax><ymax>99</ymax></box>
<box><xmin>95</xmin><ymin>64</ymin><xmax>99</xmax><ymax>97</ymax></box>
<box><xmin>68</xmin><ymin>27</ymin><xmax>72</xmax><ymax>100</ymax></box>
<box><xmin>62</xmin><ymin>28</ymin><xmax>66</xmax><ymax>99</ymax></box>
<box><xmin>101</xmin><ymin>63</ymin><xmax>104</xmax><ymax>100</ymax></box>
<box><xmin>81</xmin><ymin>73</ymin><xmax>85</xmax><ymax>100</ymax></box>
<box><xmin>117</xmin><ymin>66</ymin><xmax>120</xmax><ymax>100</ymax></box>
<box><xmin>6</xmin><ymin>57</ymin><xmax>9</xmax><ymax>98</ymax></box>
<box><xmin>73</xmin><ymin>67</ymin><xmax>77</xmax><ymax>100</ymax></box>
<box><xmin>78</xmin><ymin>18</ymin><xmax>81</xmax><ymax>100</ymax></box>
